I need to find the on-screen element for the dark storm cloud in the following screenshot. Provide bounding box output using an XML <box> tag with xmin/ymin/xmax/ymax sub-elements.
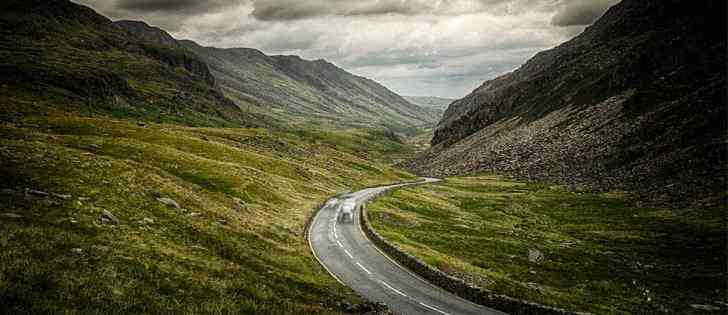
<box><xmin>251</xmin><ymin>0</ymin><xmax>447</xmax><ymax>21</ymax></box>
<box><xmin>251</xmin><ymin>0</ymin><xmax>330</xmax><ymax>21</ymax></box>
<box><xmin>551</xmin><ymin>0</ymin><xmax>619</xmax><ymax>26</ymax></box>
<box><xmin>116</xmin><ymin>0</ymin><xmax>241</xmax><ymax>13</ymax></box>
<box><xmin>344</xmin><ymin>1</ymin><xmax>433</xmax><ymax>16</ymax></box>
<box><xmin>118</xmin><ymin>0</ymin><xmax>198</xmax><ymax>11</ymax></box>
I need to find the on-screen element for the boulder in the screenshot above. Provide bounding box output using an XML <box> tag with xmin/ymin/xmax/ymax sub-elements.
<box><xmin>99</xmin><ymin>209</ymin><xmax>120</xmax><ymax>225</ymax></box>
<box><xmin>528</xmin><ymin>249</ymin><xmax>545</xmax><ymax>263</ymax></box>
<box><xmin>157</xmin><ymin>197</ymin><xmax>180</xmax><ymax>209</ymax></box>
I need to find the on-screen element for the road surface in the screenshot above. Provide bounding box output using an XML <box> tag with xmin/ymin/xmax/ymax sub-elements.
<box><xmin>309</xmin><ymin>179</ymin><xmax>506</xmax><ymax>315</ymax></box>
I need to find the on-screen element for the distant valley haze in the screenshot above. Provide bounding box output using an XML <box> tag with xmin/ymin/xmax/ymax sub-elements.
<box><xmin>73</xmin><ymin>0</ymin><xmax>620</xmax><ymax>99</ymax></box>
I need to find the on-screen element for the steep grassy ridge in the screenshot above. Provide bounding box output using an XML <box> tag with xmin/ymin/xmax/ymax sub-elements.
<box><xmin>177</xmin><ymin>40</ymin><xmax>438</xmax><ymax>134</ymax></box>
<box><xmin>0</xmin><ymin>116</ymin><xmax>415</xmax><ymax>314</ymax></box>
<box><xmin>0</xmin><ymin>0</ymin><xmax>269</xmax><ymax>128</ymax></box>
<box><xmin>368</xmin><ymin>176</ymin><xmax>726</xmax><ymax>314</ymax></box>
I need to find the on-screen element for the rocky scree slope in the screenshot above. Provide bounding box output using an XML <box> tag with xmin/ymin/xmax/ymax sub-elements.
<box><xmin>114</xmin><ymin>21</ymin><xmax>438</xmax><ymax>133</ymax></box>
<box><xmin>404</xmin><ymin>0</ymin><xmax>726</xmax><ymax>205</ymax></box>
<box><xmin>0</xmin><ymin>0</ymin><xmax>268</xmax><ymax>128</ymax></box>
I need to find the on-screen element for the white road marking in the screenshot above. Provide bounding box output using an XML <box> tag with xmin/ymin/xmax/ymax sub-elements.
<box><xmin>336</xmin><ymin>240</ymin><xmax>343</xmax><ymax>248</ymax></box>
<box><xmin>356</xmin><ymin>262</ymin><xmax>372</xmax><ymax>274</ymax></box>
<box><xmin>379</xmin><ymin>280</ymin><xmax>407</xmax><ymax>297</ymax></box>
<box><xmin>419</xmin><ymin>302</ymin><xmax>451</xmax><ymax>315</ymax></box>
<box><xmin>333</xmin><ymin>228</ymin><xmax>338</xmax><ymax>239</ymax></box>
<box><xmin>343</xmin><ymin>248</ymin><xmax>353</xmax><ymax>259</ymax></box>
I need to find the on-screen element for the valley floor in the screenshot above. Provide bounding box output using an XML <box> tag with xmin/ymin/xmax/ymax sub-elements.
<box><xmin>368</xmin><ymin>175</ymin><xmax>726</xmax><ymax>314</ymax></box>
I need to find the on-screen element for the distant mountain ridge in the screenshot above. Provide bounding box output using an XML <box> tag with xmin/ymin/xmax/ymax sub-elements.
<box><xmin>403</xmin><ymin>96</ymin><xmax>454</xmax><ymax>112</ymax></box>
<box><xmin>404</xmin><ymin>0</ymin><xmax>726</xmax><ymax>204</ymax></box>
<box><xmin>115</xmin><ymin>21</ymin><xmax>438</xmax><ymax>133</ymax></box>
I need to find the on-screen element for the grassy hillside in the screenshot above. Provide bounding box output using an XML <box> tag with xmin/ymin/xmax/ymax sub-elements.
<box><xmin>0</xmin><ymin>115</ymin><xmax>415</xmax><ymax>314</ymax></box>
<box><xmin>0</xmin><ymin>1</ymin><xmax>426</xmax><ymax>314</ymax></box>
<box><xmin>368</xmin><ymin>176</ymin><xmax>726</xmax><ymax>314</ymax></box>
<box><xmin>0</xmin><ymin>0</ymin><xmax>270</xmax><ymax>128</ymax></box>
<box><xmin>177</xmin><ymin>40</ymin><xmax>437</xmax><ymax>134</ymax></box>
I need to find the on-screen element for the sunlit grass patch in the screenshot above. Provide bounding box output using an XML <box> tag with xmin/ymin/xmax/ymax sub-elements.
<box><xmin>369</xmin><ymin>175</ymin><xmax>726</xmax><ymax>314</ymax></box>
<box><xmin>0</xmin><ymin>116</ymin><xmax>415</xmax><ymax>314</ymax></box>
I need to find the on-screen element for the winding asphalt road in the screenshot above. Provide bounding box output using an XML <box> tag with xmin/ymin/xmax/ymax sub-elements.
<box><xmin>309</xmin><ymin>179</ymin><xmax>505</xmax><ymax>315</ymax></box>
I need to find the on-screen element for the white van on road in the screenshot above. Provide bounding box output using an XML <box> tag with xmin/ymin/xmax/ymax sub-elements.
<box><xmin>338</xmin><ymin>199</ymin><xmax>357</xmax><ymax>223</ymax></box>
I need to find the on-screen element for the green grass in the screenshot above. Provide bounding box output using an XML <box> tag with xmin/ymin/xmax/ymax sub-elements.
<box><xmin>0</xmin><ymin>1</ymin><xmax>268</xmax><ymax>129</ymax></box>
<box><xmin>0</xmin><ymin>115</ymin><xmax>415</xmax><ymax>314</ymax></box>
<box><xmin>369</xmin><ymin>175</ymin><xmax>726</xmax><ymax>314</ymax></box>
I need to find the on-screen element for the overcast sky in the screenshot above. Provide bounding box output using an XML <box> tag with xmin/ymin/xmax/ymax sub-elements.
<box><xmin>74</xmin><ymin>0</ymin><xmax>619</xmax><ymax>98</ymax></box>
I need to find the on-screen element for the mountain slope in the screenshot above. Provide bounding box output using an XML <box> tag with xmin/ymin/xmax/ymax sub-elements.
<box><xmin>0</xmin><ymin>0</ymin><xmax>268</xmax><ymax>128</ymax></box>
<box><xmin>0</xmin><ymin>1</ymin><xmax>419</xmax><ymax>313</ymax></box>
<box><xmin>114</xmin><ymin>21</ymin><xmax>437</xmax><ymax>133</ymax></box>
<box><xmin>404</xmin><ymin>0</ymin><xmax>726</xmax><ymax>204</ymax></box>
<box><xmin>404</xmin><ymin>96</ymin><xmax>454</xmax><ymax>112</ymax></box>
<box><xmin>182</xmin><ymin>41</ymin><xmax>439</xmax><ymax>133</ymax></box>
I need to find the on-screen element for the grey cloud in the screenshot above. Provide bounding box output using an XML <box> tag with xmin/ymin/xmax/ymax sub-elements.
<box><xmin>259</xmin><ymin>32</ymin><xmax>321</xmax><ymax>51</ymax></box>
<box><xmin>251</xmin><ymin>0</ymin><xmax>331</xmax><ymax>21</ymax></box>
<box><xmin>116</xmin><ymin>0</ymin><xmax>241</xmax><ymax>14</ymax></box>
<box><xmin>551</xmin><ymin>0</ymin><xmax>619</xmax><ymax>26</ymax></box>
<box><xmin>344</xmin><ymin>1</ymin><xmax>434</xmax><ymax>16</ymax></box>
<box><xmin>250</xmin><ymin>0</ymin><xmax>557</xmax><ymax>21</ymax></box>
<box><xmin>118</xmin><ymin>0</ymin><xmax>200</xmax><ymax>11</ymax></box>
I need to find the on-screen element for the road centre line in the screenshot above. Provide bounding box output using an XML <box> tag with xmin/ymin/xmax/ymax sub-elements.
<box><xmin>419</xmin><ymin>302</ymin><xmax>451</xmax><ymax>315</ymax></box>
<box><xmin>379</xmin><ymin>280</ymin><xmax>407</xmax><ymax>297</ymax></box>
<box><xmin>343</xmin><ymin>248</ymin><xmax>354</xmax><ymax>259</ymax></box>
<box><xmin>356</xmin><ymin>262</ymin><xmax>372</xmax><ymax>274</ymax></box>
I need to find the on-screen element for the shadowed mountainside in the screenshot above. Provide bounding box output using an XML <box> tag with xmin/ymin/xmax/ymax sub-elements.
<box><xmin>404</xmin><ymin>0</ymin><xmax>726</xmax><ymax>205</ymax></box>
<box><xmin>115</xmin><ymin>21</ymin><xmax>438</xmax><ymax>134</ymax></box>
<box><xmin>0</xmin><ymin>0</ymin><xmax>272</xmax><ymax>128</ymax></box>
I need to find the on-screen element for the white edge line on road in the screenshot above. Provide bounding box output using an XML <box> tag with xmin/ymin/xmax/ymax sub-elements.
<box><xmin>343</xmin><ymin>248</ymin><xmax>354</xmax><ymax>259</ymax></box>
<box><xmin>379</xmin><ymin>280</ymin><xmax>407</xmax><ymax>297</ymax></box>
<box><xmin>355</xmin><ymin>181</ymin><xmax>501</xmax><ymax>313</ymax></box>
<box><xmin>356</xmin><ymin>262</ymin><xmax>372</xmax><ymax>274</ymax></box>
<box><xmin>336</xmin><ymin>240</ymin><xmax>343</xmax><ymax>248</ymax></box>
<box><xmin>419</xmin><ymin>302</ymin><xmax>451</xmax><ymax>315</ymax></box>
<box><xmin>307</xmin><ymin>205</ymin><xmax>345</xmax><ymax>286</ymax></box>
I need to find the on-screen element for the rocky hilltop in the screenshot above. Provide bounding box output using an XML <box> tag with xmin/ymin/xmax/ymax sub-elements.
<box><xmin>116</xmin><ymin>21</ymin><xmax>438</xmax><ymax>133</ymax></box>
<box><xmin>405</xmin><ymin>0</ymin><xmax>726</xmax><ymax>204</ymax></box>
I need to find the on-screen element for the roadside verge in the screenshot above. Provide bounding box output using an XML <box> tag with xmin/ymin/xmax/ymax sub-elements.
<box><xmin>359</xmin><ymin>185</ymin><xmax>578</xmax><ymax>315</ymax></box>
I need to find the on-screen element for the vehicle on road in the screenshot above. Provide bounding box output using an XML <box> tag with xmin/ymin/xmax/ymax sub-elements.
<box><xmin>338</xmin><ymin>199</ymin><xmax>356</xmax><ymax>223</ymax></box>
